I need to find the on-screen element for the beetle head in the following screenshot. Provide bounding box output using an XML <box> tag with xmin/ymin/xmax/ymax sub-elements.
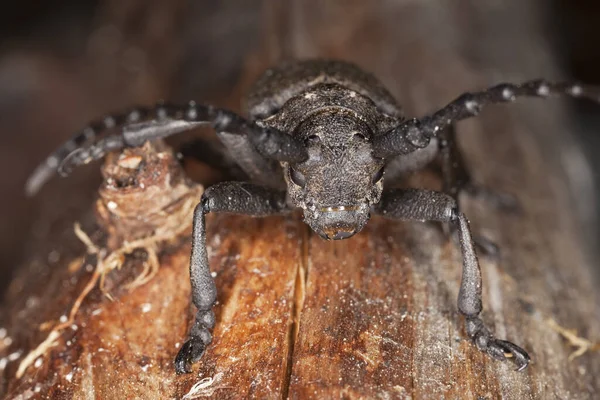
<box><xmin>285</xmin><ymin>111</ymin><xmax>384</xmax><ymax>240</ymax></box>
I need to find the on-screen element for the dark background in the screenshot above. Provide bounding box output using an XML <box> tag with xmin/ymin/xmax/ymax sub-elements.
<box><xmin>0</xmin><ymin>0</ymin><xmax>599</xmax><ymax>294</ymax></box>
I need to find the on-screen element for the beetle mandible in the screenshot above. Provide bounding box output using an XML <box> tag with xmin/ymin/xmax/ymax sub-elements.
<box><xmin>27</xmin><ymin>59</ymin><xmax>599</xmax><ymax>374</ymax></box>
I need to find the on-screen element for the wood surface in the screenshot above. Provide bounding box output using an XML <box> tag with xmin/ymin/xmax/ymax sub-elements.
<box><xmin>1</xmin><ymin>1</ymin><xmax>600</xmax><ymax>399</ymax></box>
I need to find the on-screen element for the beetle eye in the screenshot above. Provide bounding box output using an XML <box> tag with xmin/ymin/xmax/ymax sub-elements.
<box><xmin>372</xmin><ymin>167</ymin><xmax>384</xmax><ymax>184</ymax></box>
<box><xmin>290</xmin><ymin>167</ymin><xmax>306</xmax><ymax>187</ymax></box>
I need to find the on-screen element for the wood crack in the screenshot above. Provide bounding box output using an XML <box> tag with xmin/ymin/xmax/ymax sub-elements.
<box><xmin>282</xmin><ymin>223</ymin><xmax>309</xmax><ymax>399</ymax></box>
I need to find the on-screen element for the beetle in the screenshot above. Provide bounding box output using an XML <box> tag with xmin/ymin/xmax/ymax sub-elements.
<box><xmin>26</xmin><ymin>59</ymin><xmax>599</xmax><ymax>374</ymax></box>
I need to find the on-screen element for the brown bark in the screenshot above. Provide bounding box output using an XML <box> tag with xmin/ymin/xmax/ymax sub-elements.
<box><xmin>2</xmin><ymin>1</ymin><xmax>600</xmax><ymax>399</ymax></box>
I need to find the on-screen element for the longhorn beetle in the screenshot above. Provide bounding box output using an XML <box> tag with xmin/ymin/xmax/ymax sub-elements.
<box><xmin>26</xmin><ymin>59</ymin><xmax>599</xmax><ymax>374</ymax></box>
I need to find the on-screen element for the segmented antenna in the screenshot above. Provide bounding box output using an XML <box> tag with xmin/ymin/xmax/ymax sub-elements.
<box><xmin>24</xmin><ymin>102</ymin><xmax>231</xmax><ymax>196</ymax></box>
<box><xmin>373</xmin><ymin>80</ymin><xmax>600</xmax><ymax>158</ymax></box>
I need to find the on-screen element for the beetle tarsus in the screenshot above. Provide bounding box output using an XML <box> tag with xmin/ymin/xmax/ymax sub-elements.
<box><xmin>175</xmin><ymin>336</ymin><xmax>208</xmax><ymax>375</ymax></box>
<box><xmin>466</xmin><ymin>317</ymin><xmax>531</xmax><ymax>371</ymax></box>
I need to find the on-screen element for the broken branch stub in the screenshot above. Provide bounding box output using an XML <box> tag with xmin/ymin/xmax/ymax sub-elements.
<box><xmin>1</xmin><ymin>141</ymin><xmax>212</xmax><ymax>398</ymax></box>
<box><xmin>96</xmin><ymin>141</ymin><xmax>203</xmax><ymax>249</ymax></box>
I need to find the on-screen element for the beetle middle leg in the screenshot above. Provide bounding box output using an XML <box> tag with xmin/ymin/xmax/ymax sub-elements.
<box><xmin>439</xmin><ymin>125</ymin><xmax>518</xmax><ymax>211</ymax></box>
<box><xmin>374</xmin><ymin>188</ymin><xmax>530</xmax><ymax>371</ymax></box>
<box><xmin>175</xmin><ymin>182</ymin><xmax>289</xmax><ymax>374</ymax></box>
<box><xmin>439</xmin><ymin>126</ymin><xmax>514</xmax><ymax>257</ymax></box>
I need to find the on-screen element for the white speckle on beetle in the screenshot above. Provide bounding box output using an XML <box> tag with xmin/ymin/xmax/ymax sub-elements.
<box><xmin>187</xmin><ymin>107</ymin><xmax>197</xmax><ymax>120</ymax></box>
<box><xmin>218</xmin><ymin>114</ymin><xmax>231</xmax><ymax>126</ymax></box>
<box><xmin>349</xmin><ymin>91</ymin><xmax>356</xmax><ymax>98</ymax></box>
<box><xmin>0</xmin><ymin>328</ymin><xmax>6</xmax><ymax>339</ymax></box>
<box><xmin>107</xmin><ymin>201</ymin><xmax>118</xmax><ymax>210</ymax></box>
<box><xmin>71</xmin><ymin>324</ymin><xmax>78</xmax><ymax>331</ymax></box>
<box><xmin>502</xmin><ymin>88</ymin><xmax>515</xmax><ymax>100</ymax></box>
<box><xmin>128</xmin><ymin>110</ymin><xmax>141</xmax><ymax>122</ymax></box>
<box><xmin>465</xmin><ymin>100</ymin><xmax>479</xmax><ymax>113</ymax></box>
<box><xmin>8</xmin><ymin>351</ymin><xmax>22</xmax><ymax>361</ymax></box>
<box><xmin>141</xmin><ymin>303</ymin><xmax>152</xmax><ymax>313</ymax></box>
<box><xmin>65</xmin><ymin>370</ymin><xmax>74</xmax><ymax>382</ymax></box>
<box><xmin>34</xmin><ymin>357</ymin><xmax>43</xmax><ymax>368</ymax></box>
<box><xmin>537</xmin><ymin>83</ymin><xmax>550</xmax><ymax>96</ymax></box>
<box><xmin>47</xmin><ymin>156</ymin><xmax>60</xmax><ymax>168</ymax></box>
<box><xmin>4</xmin><ymin>337</ymin><xmax>13</xmax><ymax>346</ymax></box>
<box><xmin>304</xmin><ymin>92</ymin><xmax>316</xmax><ymax>100</ymax></box>
<box><xmin>570</xmin><ymin>85</ymin><xmax>583</xmax><ymax>96</ymax></box>
<box><xmin>0</xmin><ymin>358</ymin><xmax>7</xmax><ymax>370</ymax></box>
<box><xmin>157</xmin><ymin>107</ymin><xmax>167</xmax><ymax>119</ymax></box>
<box><xmin>104</xmin><ymin>116</ymin><xmax>116</xmax><ymax>128</ymax></box>
<box><xmin>59</xmin><ymin>315</ymin><xmax>68</xmax><ymax>323</ymax></box>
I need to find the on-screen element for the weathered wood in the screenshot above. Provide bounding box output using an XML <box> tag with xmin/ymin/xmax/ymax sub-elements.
<box><xmin>285</xmin><ymin>1</ymin><xmax>600</xmax><ymax>399</ymax></box>
<box><xmin>2</xmin><ymin>1</ymin><xmax>600</xmax><ymax>399</ymax></box>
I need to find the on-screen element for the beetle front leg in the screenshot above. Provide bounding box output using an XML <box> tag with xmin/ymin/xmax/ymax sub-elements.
<box><xmin>374</xmin><ymin>189</ymin><xmax>530</xmax><ymax>371</ymax></box>
<box><xmin>174</xmin><ymin>198</ymin><xmax>216</xmax><ymax>375</ymax></box>
<box><xmin>453</xmin><ymin>209</ymin><xmax>530</xmax><ymax>371</ymax></box>
<box><xmin>175</xmin><ymin>182</ymin><xmax>288</xmax><ymax>374</ymax></box>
